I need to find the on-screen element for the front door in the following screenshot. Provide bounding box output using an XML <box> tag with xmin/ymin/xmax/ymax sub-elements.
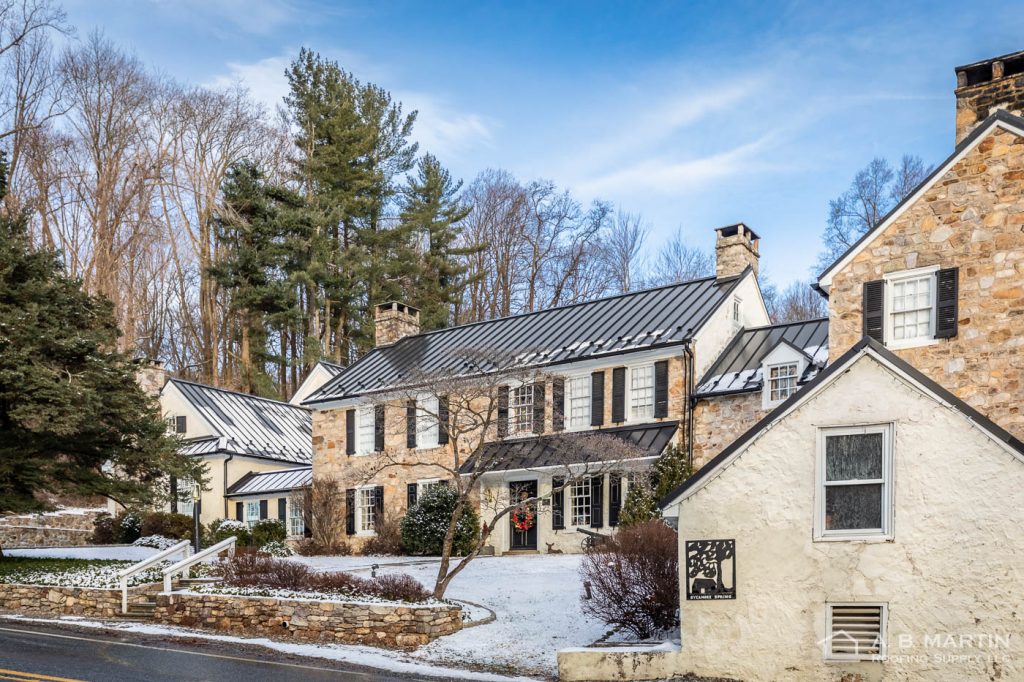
<box><xmin>509</xmin><ymin>480</ymin><xmax>538</xmax><ymax>551</ymax></box>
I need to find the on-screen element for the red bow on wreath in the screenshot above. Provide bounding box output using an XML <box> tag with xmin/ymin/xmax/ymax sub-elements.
<box><xmin>511</xmin><ymin>506</ymin><xmax>535</xmax><ymax>531</ymax></box>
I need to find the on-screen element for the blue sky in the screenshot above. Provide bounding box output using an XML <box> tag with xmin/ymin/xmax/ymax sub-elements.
<box><xmin>63</xmin><ymin>0</ymin><xmax>1024</xmax><ymax>287</ymax></box>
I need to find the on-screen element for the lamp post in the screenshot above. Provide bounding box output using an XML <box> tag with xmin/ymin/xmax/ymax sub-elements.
<box><xmin>192</xmin><ymin>481</ymin><xmax>201</xmax><ymax>552</ymax></box>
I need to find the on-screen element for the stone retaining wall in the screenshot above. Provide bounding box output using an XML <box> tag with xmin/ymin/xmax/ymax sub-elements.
<box><xmin>0</xmin><ymin>583</ymin><xmax>160</xmax><ymax>618</ymax></box>
<box><xmin>154</xmin><ymin>591</ymin><xmax>462</xmax><ymax>648</ymax></box>
<box><xmin>0</xmin><ymin>510</ymin><xmax>103</xmax><ymax>548</ymax></box>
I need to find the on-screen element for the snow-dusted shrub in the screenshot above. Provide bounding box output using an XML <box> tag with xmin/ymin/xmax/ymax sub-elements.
<box><xmin>401</xmin><ymin>484</ymin><xmax>479</xmax><ymax>556</ymax></box>
<box><xmin>251</xmin><ymin>519</ymin><xmax>286</xmax><ymax>547</ymax></box>
<box><xmin>205</xmin><ymin>518</ymin><xmax>250</xmax><ymax>546</ymax></box>
<box><xmin>90</xmin><ymin>513</ymin><xmax>116</xmax><ymax>544</ymax></box>
<box><xmin>133</xmin><ymin>535</ymin><xmax>179</xmax><ymax>550</ymax></box>
<box><xmin>362</xmin><ymin>508</ymin><xmax>403</xmax><ymax>555</ymax></box>
<box><xmin>116</xmin><ymin>512</ymin><xmax>142</xmax><ymax>544</ymax></box>
<box><xmin>140</xmin><ymin>512</ymin><xmax>192</xmax><ymax>540</ymax></box>
<box><xmin>579</xmin><ymin>520</ymin><xmax>679</xmax><ymax>639</ymax></box>
<box><xmin>259</xmin><ymin>540</ymin><xmax>294</xmax><ymax>557</ymax></box>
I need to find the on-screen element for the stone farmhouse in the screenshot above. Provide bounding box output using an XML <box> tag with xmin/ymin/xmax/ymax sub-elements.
<box><xmin>651</xmin><ymin>50</ymin><xmax>1024</xmax><ymax>682</ymax></box>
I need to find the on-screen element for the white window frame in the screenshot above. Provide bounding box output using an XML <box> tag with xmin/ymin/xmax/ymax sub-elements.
<box><xmin>732</xmin><ymin>296</ymin><xmax>742</xmax><ymax>326</ymax></box>
<box><xmin>766</xmin><ymin>362</ymin><xmax>799</xmax><ymax>406</ymax></box>
<box><xmin>245</xmin><ymin>500</ymin><xmax>261</xmax><ymax>530</ymax></box>
<box><xmin>175</xmin><ymin>476</ymin><xmax>195</xmax><ymax>517</ymax></box>
<box><xmin>416</xmin><ymin>395</ymin><xmax>440</xmax><ymax>449</ymax></box>
<box><xmin>824</xmin><ymin>602</ymin><xmax>888</xmax><ymax>662</ymax></box>
<box><xmin>356</xmin><ymin>486</ymin><xmax>377</xmax><ymax>536</ymax></box>
<box><xmin>883</xmin><ymin>266</ymin><xmax>938</xmax><ymax>350</ymax></box>
<box><xmin>355</xmin><ymin>405</ymin><xmax>375</xmax><ymax>455</ymax></box>
<box><xmin>509</xmin><ymin>383</ymin><xmax>534</xmax><ymax>435</ymax></box>
<box><xmin>288</xmin><ymin>496</ymin><xmax>305</xmax><ymax>537</ymax></box>
<box><xmin>628</xmin><ymin>364</ymin><xmax>655</xmax><ymax>421</ymax></box>
<box><xmin>571</xmin><ymin>477</ymin><xmax>592</xmax><ymax>526</ymax></box>
<box><xmin>566</xmin><ymin>374</ymin><xmax>591</xmax><ymax>430</ymax></box>
<box><xmin>814</xmin><ymin>424</ymin><xmax>894</xmax><ymax>542</ymax></box>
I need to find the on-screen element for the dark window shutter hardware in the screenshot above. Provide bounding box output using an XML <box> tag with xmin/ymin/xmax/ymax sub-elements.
<box><xmin>533</xmin><ymin>381</ymin><xmax>546</xmax><ymax>434</ymax></box>
<box><xmin>345</xmin><ymin>409</ymin><xmax>356</xmax><ymax>455</ymax></box>
<box><xmin>552</xmin><ymin>476</ymin><xmax>565</xmax><ymax>530</ymax></box>
<box><xmin>374</xmin><ymin>405</ymin><xmax>385</xmax><ymax>452</ymax></box>
<box><xmin>407</xmin><ymin>482</ymin><xmax>418</xmax><ymax>508</ymax></box>
<box><xmin>552</xmin><ymin>378</ymin><xmax>565</xmax><ymax>432</ymax></box>
<box><xmin>653</xmin><ymin>361</ymin><xmax>669</xmax><ymax>418</ymax></box>
<box><xmin>863</xmin><ymin>280</ymin><xmax>885</xmax><ymax>343</ymax></box>
<box><xmin>591</xmin><ymin>371</ymin><xmax>605</xmax><ymax>426</ymax></box>
<box><xmin>611</xmin><ymin>367</ymin><xmax>626</xmax><ymax>424</ymax></box>
<box><xmin>406</xmin><ymin>400</ymin><xmax>417</xmax><ymax>449</ymax></box>
<box><xmin>345</xmin><ymin>489</ymin><xmax>356</xmax><ymax>535</ymax></box>
<box><xmin>373</xmin><ymin>486</ymin><xmax>385</xmax><ymax>531</ymax></box>
<box><xmin>259</xmin><ymin>499</ymin><xmax>268</xmax><ymax>520</ymax></box>
<box><xmin>936</xmin><ymin>267</ymin><xmax>959</xmax><ymax>339</ymax></box>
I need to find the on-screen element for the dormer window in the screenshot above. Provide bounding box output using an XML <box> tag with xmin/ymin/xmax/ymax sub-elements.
<box><xmin>768</xmin><ymin>363</ymin><xmax>799</xmax><ymax>403</ymax></box>
<box><xmin>760</xmin><ymin>341</ymin><xmax>811</xmax><ymax>409</ymax></box>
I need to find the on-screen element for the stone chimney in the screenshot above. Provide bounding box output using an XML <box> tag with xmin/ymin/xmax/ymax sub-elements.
<box><xmin>955</xmin><ymin>50</ymin><xmax>1024</xmax><ymax>143</ymax></box>
<box><xmin>135</xmin><ymin>359</ymin><xmax>169</xmax><ymax>397</ymax></box>
<box><xmin>374</xmin><ymin>302</ymin><xmax>420</xmax><ymax>346</ymax></box>
<box><xmin>714</xmin><ymin>223</ymin><xmax>760</xmax><ymax>280</ymax></box>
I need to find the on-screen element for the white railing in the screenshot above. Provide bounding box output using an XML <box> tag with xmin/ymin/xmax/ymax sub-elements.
<box><xmin>117</xmin><ymin>540</ymin><xmax>192</xmax><ymax>613</ymax></box>
<box><xmin>161</xmin><ymin>535</ymin><xmax>237</xmax><ymax>593</ymax></box>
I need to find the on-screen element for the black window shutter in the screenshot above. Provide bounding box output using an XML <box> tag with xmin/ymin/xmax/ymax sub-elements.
<box><xmin>175</xmin><ymin>415</ymin><xmax>187</xmax><ymax>434</ymax></box>
<box><xmin>497</xmin><ymin>385</ymin><xmax>509</xmax><ymax>437</ymax></box>
<box><xmin>611</xmin><ymin>367</ymin><xmax>626</xmax><ymax>423</ymax></box>
<box><xmin>590</xmin><ymin>475</ymin><xmax>604</xmax><ymax>528</ymax></box>
<box><xmin>374</xmin><ymin>485</ymin><xmax>385</xmax><ymax>529</ymax></box>
<box><xmin>407</xmin><ymin>482</ymin><xmax>418</xmax><ymax>508</ymax></box>
<box><xmin>278</xmin><ymin>498</ymin><xmax>287</xmax><ymax>521</ymax></box>
<box><xmin>406</xmin><ymin>400</ymin><xmax>417</xmax><ymax>448</ymax></box>
<box><xmin>345</xmin><ymin>489</ymin><xmax>356</xmax><ymax>535</ymax></box>
<box><xmin>259</xmin><ymin>499</ymin><xmax>268</xmax><ymax>520</ymax></box>
<box><xmin>437</xmin><ymin>395</ymin><xmax>450</xmax><ymax>445</ymax></box>
<box><xmin>936</xmin><ymin>267</ymin><xmax>959</xmax><ymax>339</ymax></box>
<box><xmin>552</xmin><ymin>378</ymin><xmax>565</xmax><ymax>432</ymax></box>
<box><xmin>169</xmin><ymin>476</ymin><xmax>178</xmax><ymax>513</ymax></box>
<box><xmin>533</xmin><ymin>381</ymin><xmax>546</xmax><ymax>434</ymax></box>
<box><xmin>235</xmin><ymin>501</ymin><xmax>243</xmax><ymax>521</ymax></box>
<box><xmin>552</xmin><ymin>476</ymin><xmax>565</xmax><ymax>530</ymax></box>
<box><xmin>608</xmin><ymin>474</ymin><xmax>622</xmax><ymax>527</ymax></box>
<box><xmin>863</xmin><ymin>280</ymin><xmax>885</xmax><ymax>343</ymax></box>
<box><xmin>591</xmin><ymin>371</ymin><xmax>605</xmax><ymax>426</ymax></box>
<box><xmin>374</xmin><ymin>404</ymin><xmax>385</xmax><ymax>452</ymax></box>
<box><xmin>653</xmin><ymin>361</ymin><xmax>669</xmax><ymax>418</ymax></box>
<box><xmin>345</xmin><ymin>409</ymin><xmax>356</xmax><ymax>455</ymax></box>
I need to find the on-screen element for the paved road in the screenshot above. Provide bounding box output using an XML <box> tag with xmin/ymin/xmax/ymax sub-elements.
<box><xmin>0</xmin><ymin>623</ymin><xmax>458</xmax><ymax>681</ymax></box>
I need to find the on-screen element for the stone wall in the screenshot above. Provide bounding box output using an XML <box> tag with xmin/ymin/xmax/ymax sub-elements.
<box><xmin>955</xmin><ymin>65</ymin><xmax>1024</xmax><ymax>142</ymax></box>
<box><xmin>691</xmin><ymin>392</ymin><xmax>765</xmax><ymax>469</ymax></box>
<box><xmin>828</xmin><ymin>128</ymin><xmax>1024</xmax><ymax>442</ymax></box>
<box><xmin>0</xmin><ymin>583</ymin><xmax>160</xmax><ymax>618</ymax></box>
<box><xmin>154</xmin><ymin>591</ymin><xmax>462</xmax><ymax>648</ymax></box>
<box><xmin>0</xmin><ymin>510</ymin><xmax>103</xmax><ymax>548</ymax></box>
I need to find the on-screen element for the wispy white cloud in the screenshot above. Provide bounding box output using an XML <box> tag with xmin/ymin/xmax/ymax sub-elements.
<box><xmin>206</xmin><ymin>55</ymin><xmax>291</xmax><ymax>111</ymax></box>
<box><xmin>149</xmin><ymin>0</ymin><xmax>302</xmax><ymax>36</ymax></box>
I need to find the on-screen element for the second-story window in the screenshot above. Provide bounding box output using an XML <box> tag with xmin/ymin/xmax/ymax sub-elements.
<box><xmin>629</xmin><ymin>365</ymin><xmax>655</xmax><ymax>420</ymax></box>
<box><xmin>768</xmin><ymin>363</ymin><xmax>799</xmax><ymax>403</ymax></box>
<box><xmin>356</xmin><ymin>405</ymin><xmax>375</xmax><ymax>455</ymax></box>
<box><xmin>567</xmin><ymin>375</ymin><xmax>590</xmax><ymax>429</ymax></box>
<box><xmin>417</xmin><ymin>396</ymin><xmax>439</xmax><ymax>448</ymax></box>
<box><xmin>510</xmin><ymin>384</ymin><xmax>534</xmax><ymax>434</ymax></box>
<box><xmin>888</xmin><ymin>272</ymin><xmax>934</xmax><ymax>344</ymax></box>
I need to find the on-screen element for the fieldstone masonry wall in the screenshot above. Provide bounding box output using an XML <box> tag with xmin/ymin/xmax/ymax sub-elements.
<box><xmin>0</xmin><ymin>583</ymin><xmax>160</xmax><ymax>618</ymax></box>
<box><xmin>0</xmin><ymin>510</ymin><xmax>102</xmax><ymax>548</ymax></box>
<box><xmin>691</xmin><ymin>393</ymin><xmax>766</xmax><ymax>469</ymax></box>
<box><xmin>956</xmin><ymin>62</ymin><xmax>1024</xmax><ymax>142</ymax></box>
<box><xmin>828</xmin><ymin>128</ymin><xmax>1024</xmax><ymax>442</ymax></box>
<box><xmin>154</xmin><ymin>592</ymin><xmax>462</xmax><ymax>648</ymax></box>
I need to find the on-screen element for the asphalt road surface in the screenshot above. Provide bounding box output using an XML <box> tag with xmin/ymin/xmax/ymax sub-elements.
<box><xmin>0</xmin><ymin>622</ymin><xmax>463</xmax><ymax>681</ymax></box>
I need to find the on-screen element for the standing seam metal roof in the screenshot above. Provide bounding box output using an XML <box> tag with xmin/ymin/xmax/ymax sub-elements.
<box><xmin>305</xmin><ymin>272</ymin><xmax>747</xmax><ymax>404</ymax></box>
<box><xmin>695</xmin><ymin>318</ymin><xmax>829</xmax><ymax>396</ymax></box>
<box><xmin>169</xmin><ymin>379</ymin><xmax>312</xmax><ymax>465</ymax></box>
<box><xmin>226</xmin><ymin>467</ymin><xmax>312</xmax><ymax>497</ymax></box>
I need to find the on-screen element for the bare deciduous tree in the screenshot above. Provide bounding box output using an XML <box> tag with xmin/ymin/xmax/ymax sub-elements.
<box><xmin>646</xmin><ymin>227</ymin><xmax>714</xmax><ymax>286</ymax></box>
<box><xmin>600</xmin><ymin>209</ymin><xmax>648</xmax><ymax>293</ymax></box>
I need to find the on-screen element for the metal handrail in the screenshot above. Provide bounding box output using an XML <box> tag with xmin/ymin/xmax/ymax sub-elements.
<box><xmin>117</xmin><ymin>540</ymin><xmax>192</xmax><ymax>613</ymax></box>
<box><xmin>161</xmin><ymin>535</ymin><xmax>237</xmax><ymax>593</ymax></box>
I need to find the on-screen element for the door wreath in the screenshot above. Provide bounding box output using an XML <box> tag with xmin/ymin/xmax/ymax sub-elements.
<box><xmin>511</xmin><ymin>506</ymin><xmax>535</xmax><ymax>531</ymax></box>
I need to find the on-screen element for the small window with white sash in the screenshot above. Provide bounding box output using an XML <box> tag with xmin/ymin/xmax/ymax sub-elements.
<box><xmin>566</xmin><ymin>375</ymin><xmax>590</xmax><ymax>429</ymax></box>
<box><xmin>245</xmin><ymin>501</ymin><xmax>261</xmax><ymax>529</ymax></box>
<box><xmin>824</xmin><ymin>603</ymin><xmax>887</xmax><ymax>661</ymax></box>
<box><xmin>767</xmin><ymin>362</ymin><xmax>799</xmax><ymax>404</ymax></box>
<box><xmin>629</xmin><ymin>365</ymin><xmax>654</xmax><ymax>420</ymax></box>
<box><xmin>816</xmin><ymin>425</ymin><xmax>893</xmax><ymax>540</ymax></box>
<box><xmin>356</xmin><ymin>405</ymin><xmax>375</xmax><ymax>455</ymax></box>
<box><xmin>510</xmin><ymin>384</ymin><xmax>534</xmax><ymax>434</ymax></box>
<box><xmin>288</xmin><ymin>498</ymin><xmax>305</xmax><ymax>537</ymax></box>
<box><xmin>417</xmin><ymin>395</ymin><xmax>440</xmax><ymax>448</ymax></box>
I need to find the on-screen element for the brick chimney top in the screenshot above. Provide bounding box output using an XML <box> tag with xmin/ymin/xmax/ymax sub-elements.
<box><xmin>714</xmin><ymin>223</ymin><xmax>760</xmax><ymax>281</ymax></box>
<box><xmin>374</xmin><ymin>302</ymin><xmax>420</xmax><ymax>346</ymax></box>
<box><xmin>954</xmin><ymin>50</ymin><xmax>1024</xmax><ymax>143</ymax></box>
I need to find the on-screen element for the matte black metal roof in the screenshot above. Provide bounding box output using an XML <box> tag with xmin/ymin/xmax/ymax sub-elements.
<box><xmin>696</xmin><ymin>318</ymin><xmax>829</xmax><ymax>397</ymax></box>
<box><xmin>169</xmin><ymin>379</ymin><xmax>312</xmax><ymax>465</ymax></box>
<box><xmin>226</xmin><ymin>467</ymin><xmax>312</xmax><ymax>497</ymax></box>
<box><xmin>305</xmin><ymin>273</ymin><xmax>748</xmax><ymax>405</ymax></box>
<box><xmin>459</xmin><ymin>421</ymin><xmax>679</xmax><ymax>474</ymax></box>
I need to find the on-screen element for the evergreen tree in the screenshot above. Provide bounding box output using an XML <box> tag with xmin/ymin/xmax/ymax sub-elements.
<box><xmin>0</xmin><ymin>155</ymin><xmax>199</xmax><ymax>523</ymax></box>
<box><xmin>399</xmin><ymin>154</ymin><xmax>474</xmax><ymax>330</ymax></box>
<box><xmin>619</xmin><ymin>444</ymin><xmax>692</xmax><ymax>527</ymax></box>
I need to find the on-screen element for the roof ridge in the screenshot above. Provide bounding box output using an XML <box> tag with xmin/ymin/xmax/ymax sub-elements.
<box><xmin>737</xmin><ymin>317</ymin><xmax>829</xmax><ymax>333</ymax></box>
<box><xmin>170</xmin><ymin>378</ymin><xmax>311</xmax><ymax>411</ymax></box>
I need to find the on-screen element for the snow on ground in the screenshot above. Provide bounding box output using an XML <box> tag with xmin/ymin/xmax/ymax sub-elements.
<box><xmin>4</xmin><ymin>546</ymin><xmax>159</xmax><ymax>561</ymax></box>
<box><xmin>292</xmin><ymin>554</ymin><xmax>606</xmax><ymax>678</ymax></box>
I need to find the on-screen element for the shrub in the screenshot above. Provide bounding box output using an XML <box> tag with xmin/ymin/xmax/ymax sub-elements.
<box><xmin>133</xmin><ymin>535</ymin><xmax>180</xmax><ymax>550</ymax></box>
<box><xmin>259</xmin><ymin>540</ymin><xmax>294</xmax><ymax>557</ymax></box>
<box><xmin>368</xmin><ymin>573</ymin><xmax>431</xmax><ymax>602</ymax></box>
<box><xmin>362</xmin><ymin>508</ymin><xmax>404</xmax><ymax>556</ymax></box>
<box><xmin>295</xmin><ymin>537</ymin><xmax>349</xmax><ymax>556</ymax></box>
<box><xmin>619</xmin><ymin>444</ymin><xmax>692</xmax><ymax>527</ymax></box>
<box><xmin>140</xmin><ymin>512</ymin><xmax>193</xmax><ymax>540</ymax></box>
<box><xmin>115</xmin><ymin>512</ymin><xmax>142</xmax><ymax>544</ymax></box>
<box><xmin>251</xmin><ymin>519</ymin><xmax>286</xmax><ymax>547</ymax></box>
<box><xmin>90</xmin><ymin>513</ymin><xmax>116</xmax><ymax>544</ymax></box>
<box><xmin>579</xmin><ymin>520</ymin><xmax>679</xmax><ymax>639</ymax></box>
<box><xmin>206</xmin><ymin>518</ymin><xmax>250</xmax><ymax>547</ymax></box>
<box><xmin>401</xmin><ymin>485</ymin><xmax>479</xmax><ymax>556</ymax></box>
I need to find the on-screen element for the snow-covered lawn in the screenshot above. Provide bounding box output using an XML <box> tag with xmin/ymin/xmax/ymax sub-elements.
<box><xmin>293</xmin><ymin>554</ymin><xmax>605</xmax><ymax>677</ymax></box>
<box><xmin>3</xmin><ymin>546</ymin><xmax>159</xmax><ymax>561</ymax></box>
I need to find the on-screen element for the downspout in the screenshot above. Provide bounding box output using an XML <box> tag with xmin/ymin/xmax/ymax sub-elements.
<box><xmin>682</xmin><ymin>336</ymin><xmax>696</xmax><ymax>471</ymax></box>
<box><xmin>220</xmin><ymin>437</ymin><xmax>232</xmax><ymax>519</ymax></box>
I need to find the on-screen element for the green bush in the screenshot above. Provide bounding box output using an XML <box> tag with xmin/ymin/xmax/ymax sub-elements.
<box><xmin>140</xmin><ymin>512</ymin><xmax>193</xmax><ymax>540</ymax></box>
<box><xmin>115</xmin><ymin>511</ymin><xmax>142</xmax><ymax>544</ymax></box>
<box><xmin>251</xmin><ymin>519</ymin><xmax>286</xmax><ymax>547</ymax></box>
<box><xmin>619</xmin><ymin>444</ymin><xmax>692</xmax><ymax>527</ymax></box>
<box><xmin>205</xmin><ymin>518</ymin><xmax>251</xmax><ymax>547</ymax></box>
<box><xmin>401</xmin><ymin>485</ymin><xmax>479</xmax><ymax>556</ymax></box>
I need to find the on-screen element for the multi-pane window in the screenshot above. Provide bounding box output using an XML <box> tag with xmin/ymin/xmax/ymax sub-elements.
<box><xmin>176</xmin><ymin>476</ymin><xmax>195</xmax><ymax>517</ymax></box>
<box><xmin>629</xmin><ymin>365</ymin><xmax>654</xmax><ymax>420</ymax></box>
<box><xmin>571</xmin><ymin>478</ymin><xmax>592</xmax><ymax>526</ymax></box>
<box><xmin>358</xmin><ymin>488</ymin><xmax>376</xmax><ymax>533</ymax></box>
<box><xmin>768</xmin><ymin>363</ymin><xmax>799</xmax><ymax>403</ymax></box>
<box><xmin>510</xmin><ymin>384</ymin><xmax>534</xmax><ymax>434</ymax></box>
<box><xmin>356</xmin><ymin>405</ymin><xmax>375</xmax><ymax>455</ymax></box>
<box><xmin>417</xmin><ymin>396</ymin><xmax>439</xmax><ymax>448</ymax></box>
<box><xmin>567</xmin><ymin>376</ymin><xmax>591</xmax><ymax>429</ymax></box>
<box><xmin>818</xmin><ymin>426</ymin><xmax>891</xmax><ymax>538</ymax></box>
<box><xmin>288</xmin><ymin>498</ymin><xmax>304</xmax><ymax>537</ymax></box>
<box><xmin>245</xmin><ymin>501</ymin><xmax>260</xmax><ymax>529</ymax></box>
<box><xmin>888</xmin><ymin>273</ymin><xmax>934</xmax><ymax>343</ymax></box>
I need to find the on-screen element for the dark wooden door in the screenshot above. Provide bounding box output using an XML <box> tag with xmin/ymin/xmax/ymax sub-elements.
<box><xmin>509</xmin><ymin>480</ymin><xmax>538</xmax><ymax>550</ymax></box>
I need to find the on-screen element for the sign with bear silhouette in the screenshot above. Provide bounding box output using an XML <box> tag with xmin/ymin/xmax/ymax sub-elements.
<box><xmin>685</xmin><ymin>539</ymin><xmax>736</xmax><ymax>600</ymax></box>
